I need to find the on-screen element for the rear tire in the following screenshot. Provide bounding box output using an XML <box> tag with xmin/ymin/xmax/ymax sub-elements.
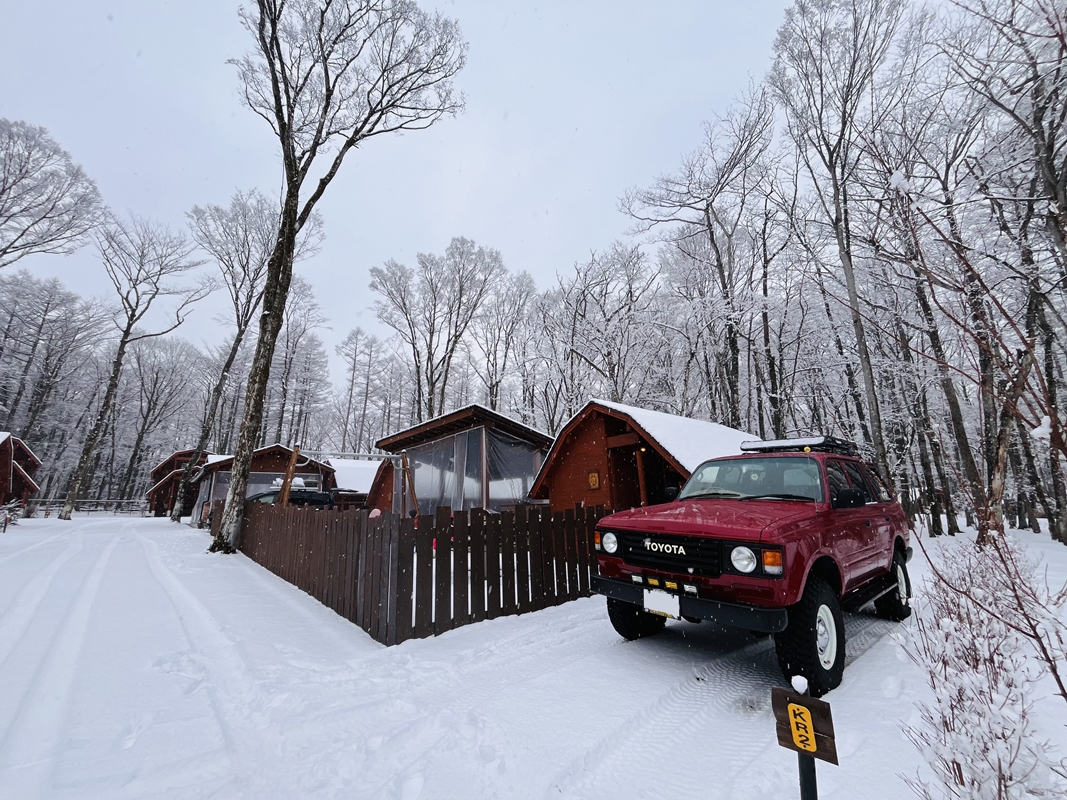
<box><xmin>774</xmin><ymin>577</ymin><xmax>845</xmax><ymax>697</ymax></box>
<box><xmin>874</xmin><ymin>549</ymin><xmax>911</xmax><ymax>621</ymax></box>
<box><xmin>607</xmin><ymin>597</ymin><xmax>667</xmax><ymax>640</ymax></box>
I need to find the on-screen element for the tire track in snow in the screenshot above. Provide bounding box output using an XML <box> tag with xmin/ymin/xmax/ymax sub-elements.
<box><xmin>0</xmin><ymin>534</ymin><xmax>119</xmax><ymax>800</ymax></box>
<box><xmin>549</xmin><ymin>613</ymin><xmax>899</xmax><ymax>799</ymax></box>
<box><xmin>136</xmin><ymin>532</ymin><xmax>269</xmax><ymax>782</ymax></box>
<box><xmin>0</xmin><ymin>531</ymin><xmax>68</xmax><ymax>566</ymax></box>
<box><xmin>0</xmin><ymin>533</ymin><xmax>84</xmax><ymax>672</ymax></box>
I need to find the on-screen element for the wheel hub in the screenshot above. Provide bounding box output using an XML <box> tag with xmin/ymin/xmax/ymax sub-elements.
<box><xmin>897</xmin><ymin>563</ymin><xmax>909</xmax><ymax>607</ymax></box>
<box><xmin>815</xmin><ymin>604</ymin><xmax>837</xmax><ymax>670</ymax></box>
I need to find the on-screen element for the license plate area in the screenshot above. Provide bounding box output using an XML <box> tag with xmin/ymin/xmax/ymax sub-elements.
<box><xmin>643</xmin><ymin>588</ymin><xmax>680</xmax><ymax>619</ymax></box>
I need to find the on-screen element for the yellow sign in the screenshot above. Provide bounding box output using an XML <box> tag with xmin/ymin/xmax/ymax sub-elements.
<box><xmin>787</xmin><ymin>704</ymin><xmax>817</xmax><ymax>752</ymax></box>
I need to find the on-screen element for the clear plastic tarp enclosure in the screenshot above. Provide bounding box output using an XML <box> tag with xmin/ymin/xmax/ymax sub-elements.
<box><xmin>407</xmin><ymin>426</ymin><xmax>545</xmax><ymax>514</ymax></box>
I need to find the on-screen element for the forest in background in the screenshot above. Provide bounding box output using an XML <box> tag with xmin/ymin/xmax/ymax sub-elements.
<box><xmin>1</xmin><ymin>0</ymin><xmax>1064</xmax><ymax>544</ymax></box>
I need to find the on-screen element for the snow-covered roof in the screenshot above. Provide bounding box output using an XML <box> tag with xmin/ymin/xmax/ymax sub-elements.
<box><xmin>0</xmin><ymin>432</ymin><xmax>9</xmax><ymax>446</ymax></box>
<box><xmin>326</xmin><ymin>459</ymin><xmax>382</xmax><ymax>493</ymax></box>
<box><xmin>590</xmin><ymin>399</ymin><xmax>757</xmax><ymax>472</ymax></box>
<box><xmin>206</xmin><ymin>454</ymin><xmax>230</xmax><ymax>466</ymax></box>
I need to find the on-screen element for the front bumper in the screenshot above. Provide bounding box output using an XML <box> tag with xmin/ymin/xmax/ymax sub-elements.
<box><xmin>591</xmin><ymin>575</ymin><xmax>788</xmax><ymax>633</ymax></box>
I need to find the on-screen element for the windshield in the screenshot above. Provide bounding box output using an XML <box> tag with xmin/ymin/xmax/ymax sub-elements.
<box><xmin>678</xmin><ymin>456</ymin><xmax>824</xmax><ymax>502</ymax></box>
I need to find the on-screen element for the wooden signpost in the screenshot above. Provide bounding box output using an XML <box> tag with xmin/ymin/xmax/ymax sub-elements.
<box><xmin>771</xmin><ymin>687</ymin><xmax>838</xmax><ymax>799</ymax></box>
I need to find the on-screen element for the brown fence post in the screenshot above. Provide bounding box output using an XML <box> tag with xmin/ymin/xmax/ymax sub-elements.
<box><xmin>515</xmin><ymin>506</ymin><xmax>531</xmax><ymax>614</ymax></box>
<box><xmin>355</xmin><ymin>513</ymin><xmax>371</xmax><ymax>630</ymax></box>
<box><xmin>395</xmin><ymin>515</ymin><xmax>416</xmax><ymax>643</ymax></box>
<box><xmin>469</xmin><ymin>508</ymin><xmax>487</xmax><ymax>623</ymax></box>
<box><xmin>563</xmin><ymin>508</ymin><xmax>578</xmax><ymax>601</ymax></box>
<box><xmin>485</xmin><ymin>513</ymin><xmax>501</xmax><ymax>620</ymax></box>
<box><xmin>453</xmin><ymin>510</ymin><xmax>470</xmax><ymax>627</ymax></box>
<box><xmin>434</xmin><ymin>507</ymin><xmax>453</xmax><ymax>636</ymax></box>
<box><xmin>378</xmin><ymin>513</ymin><xmax>398</xmax><ymax>645</ymax></box>
<box><xmin>500</xmin><ymin>510</ymin><xmax>517</xmax><ymax>616</ymax></box>
<box><xmin>527</xmin><ymin>507</ymin><xmax>545</xmax><ymax>611</ymax></box>
<box><xmin>414</xmin><ymin>514</ymin><xmax>434</xmax><ymax>639</ymax></box>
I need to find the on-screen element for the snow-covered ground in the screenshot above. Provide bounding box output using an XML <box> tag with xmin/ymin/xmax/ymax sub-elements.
<box><xmin>0</xmin><ymin>516</ymin><xmax>1063</xmax><ymax>799</ymax></box>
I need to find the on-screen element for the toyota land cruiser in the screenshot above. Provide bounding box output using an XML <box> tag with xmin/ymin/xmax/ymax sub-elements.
<box><xmin>591</xmin><ymin>437</ymin><xmax>912</xmax><ymax>696</ymax></box>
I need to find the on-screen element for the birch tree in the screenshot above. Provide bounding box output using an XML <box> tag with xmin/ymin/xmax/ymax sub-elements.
<box><xmin>770</xmin><ymin>0</ymin><xmax>905</xmax><ymax>488</ymax></box>
<box><xmin>214</xmin><ymin>0</ymin><xmax>467</xmax><ymax>552</ymax></box>
<box><xmin>370</xmin><ymin>237</ymin><xmax>504</xmax><ymax>421</ymax></box>
<box><xmin>59</xmin><ymin>215</ymin><xmax>206</xmax><ymax>520</ymax></box>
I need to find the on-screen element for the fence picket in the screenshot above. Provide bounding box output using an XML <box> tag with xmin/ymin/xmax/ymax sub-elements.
<box><xmin>414</xmin><ymin>515</ymin><xmax>434</xmax><ymax>638</ymax></box>
<box><xmin>469</xmin><ymin>509</ymin><xmax>486</xmax><ymax>623</ymax></box>
<box><xmin>453</xmin><ymin>511</ymin><xmax>470</xmax><ymax>627</ymax></box>
<box><xmin>396</xmin><ymin>516</ymin><xmax>415</xmax><ymax>643</ymax></box>
<box><xmin>434</xmin><ymin>507</ymin><xmax>453</xmax><ymax>636</ymax></box>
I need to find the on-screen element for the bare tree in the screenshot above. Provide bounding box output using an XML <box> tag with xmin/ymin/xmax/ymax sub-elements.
<box><xmin>770</xmin><ymin>0</ymin><xmax>905</xmax><ymax>488</ymax></box>
<box><xmin>335</xmin><ymin>327</ymin><xmax>381</xmax><ymax>451</ymax></box>
<box><xmin>467</xmin><ymin>270</ymin><xmax>536</xmax><ymax>411</ymax></box>
<box><xmin>170</xmin><ymin>189</ymin><xmax>321</xmax><ymax>520</ymax></box>
<box><xmin>370</xmin><ymin>237</ymin><xmax>504</xmax><ymax>421</ymax></box>
<box><xmin>213</xmin><ymin>0</ymin><xmax>466</xmax><ymax>552</ymax></box>
<box><xmin>59</xmin><ymin>215</ymin><xmax>206</xmax><ymax>520</ymax></box>
<box><xmin>0</xmin><ymin>119</ymin><xmax>105</xmax><ymax>268</ymax></box>
<box><xmin>623</xmin><ymin>86</ymin><xmax>775</xmax><ymax>429</ymax></box>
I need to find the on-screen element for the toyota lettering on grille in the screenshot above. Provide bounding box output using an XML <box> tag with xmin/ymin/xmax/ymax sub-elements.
<box><xmin>644</xmin><ymin>538</ymin><xmax>687</xmax><ymax>555</ymax></box>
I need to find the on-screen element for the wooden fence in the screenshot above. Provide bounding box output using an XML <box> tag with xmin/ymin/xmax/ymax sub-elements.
<box><xmin>213</xmin><ymin>502</ymin><xmax>609</xmax><ymax>646</ymax></box>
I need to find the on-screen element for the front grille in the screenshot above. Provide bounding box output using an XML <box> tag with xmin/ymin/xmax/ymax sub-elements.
<box><xmin>616</xmin><ymin>532</ymin><xmax>722</xmax><ymax>577</ymax></box>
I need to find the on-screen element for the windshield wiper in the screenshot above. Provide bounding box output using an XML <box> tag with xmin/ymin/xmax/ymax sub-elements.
<box><xmin>739</xmin><ymin>493</ymin><xmax>815</xmax><ymax>502</ymax></box>
<box><xmin>682</xmin><ymin>490</ymin><xmax>742</xmax><ymax>499</ymax></box>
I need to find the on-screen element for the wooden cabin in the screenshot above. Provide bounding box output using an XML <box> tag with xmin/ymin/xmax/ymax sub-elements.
<box><xmin>0</xmin><ymin>432</ymin><xmax>41</xmax><ymax>506</ymax></box>
<box><xmin>190</xmin><ymin>444</ymin><xmax>337</xmax><ymax>525</ymax></box>
<box><xmin>145</xmin><ymin>449</ymin><xmax>212</xmax><ymax>517</ymax></box>
<box><xmin>528</xmin><ymin>400</ymin><xmax>756</xmax><ymax>512</ymax></box>
<box><xmin>366</xmin><ymin>405</ymin><xmax>554</xmax><ymax>516</ymax></box>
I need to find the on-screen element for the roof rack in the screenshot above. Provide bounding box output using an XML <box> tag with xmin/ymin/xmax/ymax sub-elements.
<box><xmin>739</xmin><ymin>436</ymin><xmax>859</xmax><ymax>457</ymax></box>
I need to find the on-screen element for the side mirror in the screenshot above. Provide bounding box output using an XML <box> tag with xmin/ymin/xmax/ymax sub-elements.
<box><xmin>663</xmin><ymin>486</ymin><xmax>679</xmax><ymax>502</ymax></box>
<box><xmin>833</xmin><ymin>487</ymin><xmax>865</xmax><ymax>509</ymax></box>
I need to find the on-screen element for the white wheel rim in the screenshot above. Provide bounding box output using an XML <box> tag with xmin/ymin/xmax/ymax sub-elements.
<box><xmin>815</xmin><ymin>604</ymin><xmax>837</xmax><ymax>670</ymax></box>
<box><xmin>897</xmin><ymin>564</ymin><xmax>909</xmax><ymax>607</ymax></box>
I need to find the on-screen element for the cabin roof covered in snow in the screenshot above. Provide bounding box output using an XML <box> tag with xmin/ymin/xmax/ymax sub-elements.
<box><xmin>591</xmin><ymin>399</ymin><xmax>756</xmax><ymax>473</ymax></box>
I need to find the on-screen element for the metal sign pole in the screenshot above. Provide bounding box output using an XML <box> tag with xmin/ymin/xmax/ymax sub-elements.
<box><xmin>771</xmin><ymin>684</ymin><xmax>837</xmax><ymax>800</ymax></box>
<box><xmin>798</xmin><ymin>750</ymin><xmax>818</xmax><ymax>800</ymax></box>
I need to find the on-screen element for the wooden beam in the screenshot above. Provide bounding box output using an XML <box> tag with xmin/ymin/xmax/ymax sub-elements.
<box><xmin>635</xmin><ymin>447</ymin><xmax>648</xmax><ymax>506</ymax></box>
<box><xmin>278</xmin><ymin>445</ymin><xmax>300</xmax><ymax>507</ymax></box>
<box><xmin>606</xmin><ymin>432</ymin><xmax>641</xmax><ymax>449</ymax></box>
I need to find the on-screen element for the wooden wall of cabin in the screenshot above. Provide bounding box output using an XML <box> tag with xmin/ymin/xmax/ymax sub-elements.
<box><xmin>544</xmin><ymin>413</ymin><xmax>612</xmax><ymax>512</ymax></box>
<box><xmin>0</xmin><ymin>439</ymin><xmax>11</xmax><ymax>504</ymax></box>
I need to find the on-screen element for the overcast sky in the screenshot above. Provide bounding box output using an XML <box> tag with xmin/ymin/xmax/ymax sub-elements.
<box><xmin>1</xmin><ymin>0</ymin><xmax>791</xmax><ymax>378</ymax></box>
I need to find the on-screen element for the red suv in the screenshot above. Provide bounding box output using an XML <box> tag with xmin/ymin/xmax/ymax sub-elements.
<box><xmin>591</xmin><ymin>437</ymin><xmax>912</xmax><ymax>696</ymax></box>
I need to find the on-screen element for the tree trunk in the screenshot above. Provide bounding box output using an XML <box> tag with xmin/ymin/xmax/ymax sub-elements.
<box><xmin>59</xmin><ymin>330</ymin><xmax>132</xmax><ymax>520</ymax></box>
<box><xmin>213</xmin><ymin>191</ymin><xmax>299</xmax><ymax>552</ymax></box>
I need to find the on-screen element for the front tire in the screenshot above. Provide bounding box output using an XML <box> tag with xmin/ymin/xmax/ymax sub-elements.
<box><xmin>774</xmin><ymin>577</ymin><xmax>845</xmax><ymax>697</ymax></box>
<box><xmin>607</xmin><ymin>597</ymin><xmax>667</xmax><ymax>640</ymax></box>
<box><xmin>874</xmin><ymin>549</ymin><xmax>912</xmax><ymax>621</ymax></box>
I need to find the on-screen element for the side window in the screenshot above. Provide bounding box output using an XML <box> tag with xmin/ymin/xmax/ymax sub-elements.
<box><xmin>860</xmin><ymin>465</ymin><xmax>892</xmax><ymax>502</ymax></box>
<box><xmin>842</xmin><ymin>462</ymin><xmax>874</xmax><ymax>504</ymax></box>
<box><xmin>825</xmin><ymin>461</ymin><xmax>850</xmax><ymax>505</ymax></box>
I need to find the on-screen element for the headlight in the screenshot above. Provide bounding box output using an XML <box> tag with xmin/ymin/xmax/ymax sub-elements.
<box><xmin>730</xmin><ymin>546</ymin><xmax>757</xmax><ymax>573</ymax></box>
<box><xmin>602</xmin><ymin>532</ymin><xmax>619</xmax><ymax>554</ymax></box>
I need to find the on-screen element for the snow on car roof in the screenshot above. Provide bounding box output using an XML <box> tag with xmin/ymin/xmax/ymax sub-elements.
<box><xmin>593</xmin><ymin>399</ymin><xmax>758</xmax><ymax>473</ymax></box>
<box><xmin>326</xmin><ymin>459</ymin><xmax>382</xmax><ymax>493</ymax></box>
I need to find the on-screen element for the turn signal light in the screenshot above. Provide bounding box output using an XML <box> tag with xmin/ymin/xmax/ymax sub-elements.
<box><xmin>762</xmin><ymin>549</ymin><xmax>784</xmax><ymax>575</ymax></box>
<box><xmin>594</xmin><ymin>531</ymin><xmax>601</xmax><ymax>550</ymax></box>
